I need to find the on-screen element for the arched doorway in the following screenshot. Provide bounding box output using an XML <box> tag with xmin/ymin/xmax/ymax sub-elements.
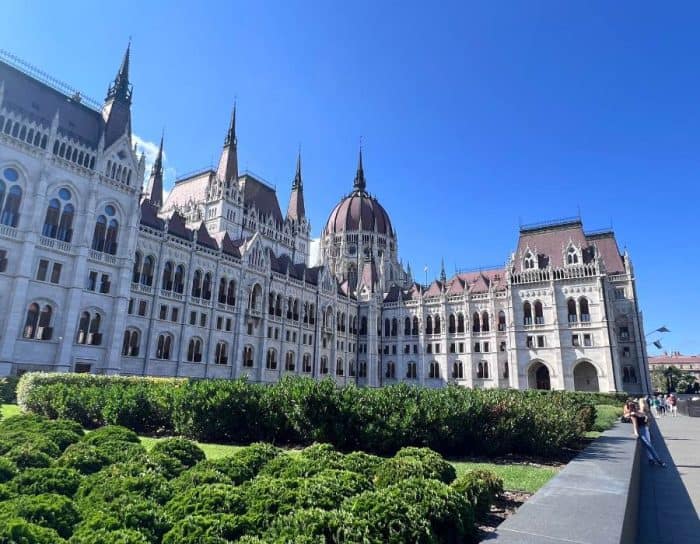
<box><xmin>528</xmin><ymin>362</ymin><xmax>551</xmax><ymax>390</ymax></box>
<box><xmin>573</xmin><ymin>361</ymin><xmax>599</xmax><ymax>392</ymax></box>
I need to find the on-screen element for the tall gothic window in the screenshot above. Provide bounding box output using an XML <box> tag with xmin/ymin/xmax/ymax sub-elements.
<box><xmin>0</xmin><ymin>167</ymin><xmax>23</xmax><ymax>227</ymax></box>
<box><xmin>43</xmin><ymin>188</ymin><xmax>74</xmax><ymax>242</ymax></box>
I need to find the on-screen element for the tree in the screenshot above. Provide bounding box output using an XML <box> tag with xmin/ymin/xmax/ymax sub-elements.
<box><xmin>652</xmin><ymin>365</ymin><xmax>698</xmax><ymax>394</ymax></box>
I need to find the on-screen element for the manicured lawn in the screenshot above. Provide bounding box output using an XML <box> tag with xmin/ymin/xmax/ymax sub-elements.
<box><xmin>451</xmin><ymin>460</ymin><xmax>557</xmax><ymax>494</ymax></box>
<box><xmin>1</xmin><ymin>403</ymin><xmax>557</xmax><ymax>493</ymax></box>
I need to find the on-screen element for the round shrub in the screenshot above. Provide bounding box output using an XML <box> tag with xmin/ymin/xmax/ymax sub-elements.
<box><xmin>451</xmin><ymin>469</ymin><xmax>503</xmax><ymax>518</ymax></box>
<box><xmin>165</xmin><ymin>484</ymin><xmax>245</xmax><ymax>520</ymax></box>
<box><xmin>264</xmin><ymin>508</ymin><xmax>369</xmax><ymax>543</ymax></box>
<box><xmin>170</xmin><ymin>466</ymin><xmax>232</xmax><ymax>495</ymax></box>
<box><xmin>0</xmin><ymin>457</ymin><xmax>18</xmax><ymax>483</ymax></box>
<box><xmin>0</xmin><ymin>434</ymin><xmax>61</xmax><ymax>458</ymax></box>
<box><xmin>231</xmin><ymin>442</ymin><xmax>283</xmax><ymax>475</ymax></box>
<box><xmin>0</xmin><ymin>517</ymin><xmax>66</xmax><ymax>544</ymax></box>
<box><xmin>148</xmin><ymin>438</ymin><xmax>204</xmax><ymax>477</ymax></box>
<box><xmin>58</xmin><ymin>443</ymin><xmax>110</xmax><ymax>474</ymax></box>
<box><xmin>258</xmin><ymin>454</ymin><xmax>333</xmax><ymax>479</ymax></box>
<box><xmin>94</xmin><ymin>440</ymin><xmax>147</xmax><ymax>465</ymax></box>
<box><xmin>336</xmin><ymin>451</ymin><xmax>384</xmax><ymax>478</ymax></box>
<box><xmin>197</xmin><ymin>458</ymin><xmax>254</xmax><ymax>485</ymax></box>
<box><xmin>300</xmin><ymin>443</ymin><xmax>343</xmax><ymax>463</ymax></box>
<box><xmin>42</xmin><ymin>428</ymin><xmax>83</xmax><ymax>452</ymax></box>
<box><xmin>297</xmin><ymin>469</ymin><xmax>373</xmax><ymax>510</ymax></box>
<box><xmin>0</xmin><ymin>483</ymin><xmax>15</xmax><ymax>501</ymax></box>
<box><xmin>240</xmin><ymin>476</ymin><xmax>305</xmax><ymax>523</ymax></box>
<box><xmin>69</xmin><ymin>527</ymin><xmax>150</xmax><ymax>544</ymax></box>
<box><xmin>5</xmin><ymin>446</ymin><xmax>53</xmax><ymax>469</ymax></box>
<box><xmin>162</xmin><ymin>514</ymin><xmax>253</xmax><ymax>544</ymax></box>
<box><xmin>76</xmin><ymin>463</ymin><xmax>172</xmax><ymax>507</ymax></box>
<box><xmin>9</xmin><ymin>467</ymin><xmax>82</xmax><ymax>497</ymax></box>
<box><xmin>0</xmin><ymin>493</ymin><xmax>80</xmax><ymax>538</ymax></box>
<box><xmin>0</xmin><ymin>413</ymin><xmax>50</xmax><ymax>432</ymax></box>
<box><xmin>394</xmin><ymin>447</ymin><xmax>457</xmax><ymax>483</ymax></box>
<box><xmin>82</xmin><ymin>426</ymin><xmax>140</xmax><ymax>446</ymax></box>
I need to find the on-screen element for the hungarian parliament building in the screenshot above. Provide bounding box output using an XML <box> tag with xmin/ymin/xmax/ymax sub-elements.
<box><xmin>0</xmin><ymin>47</ymin><xmax>650</xmax><ymax>393</ymax></box>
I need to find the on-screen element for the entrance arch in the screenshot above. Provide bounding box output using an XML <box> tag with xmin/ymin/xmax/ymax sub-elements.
<box><xmin>528</xmin><ymin>361</ymin><xmax>551</xmax><ymax>390</ymax></box>
<box><xmin>573</xmin><ymin>360</ymin><xmax>599</xmax><ymax>392</ymax></box>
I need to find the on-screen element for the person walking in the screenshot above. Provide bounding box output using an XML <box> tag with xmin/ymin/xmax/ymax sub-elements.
<box><xmin>624</xmin><ymin>400</ymin><xmax>666</xmax><ymax>467</ymax></box>
<box><xmin>668</xmin><ymin>393</ymin><xmax>678</xmax><ymax>417</ymax></box>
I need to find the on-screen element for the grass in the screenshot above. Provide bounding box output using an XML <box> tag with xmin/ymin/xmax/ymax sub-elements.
<box><xmin>1</xmin><ymin>403</ymin><xmax>558</xmax><ymax>493</ymax></box>
<box><xmin>585</xmin><ymin>404</ymin><xmax>624</xmax><ymax>439</ymax></box>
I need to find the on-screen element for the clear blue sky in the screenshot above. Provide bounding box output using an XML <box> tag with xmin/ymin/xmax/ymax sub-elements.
<box><xmin>3</xmin><ymin>1</ymin><xmax>699</xmax><ymax>354</ymax></box>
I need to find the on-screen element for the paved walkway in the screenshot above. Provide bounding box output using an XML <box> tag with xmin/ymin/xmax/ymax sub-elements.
<box><xmin>636</xmin><ymin>414</ymin><xmax>700</xmax><ymax>543</ymax></box>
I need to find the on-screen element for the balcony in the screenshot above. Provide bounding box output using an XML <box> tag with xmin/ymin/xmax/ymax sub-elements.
<box><xmin>0</xmin><ymin>224</ymin><xmax>18</xmax><ymax>240</ymax></box>
<box><xmin>88</xmin><ymin>249</ymin><xmax>117</xmax><ymax>265</ymax></box>
<box><xmin>247</xmin><ymin>307</ymin><xmax>262</xmax><ymax>319</ymax></box>
<box><xmin>131</xmin><ymin>282</ymin><xmax>153</xmax><ymax>295</ymax></box>
<box><xmin>39</xmin><ymin>235</ymin><xmax>71</xmax><ymax>254</ymax></box>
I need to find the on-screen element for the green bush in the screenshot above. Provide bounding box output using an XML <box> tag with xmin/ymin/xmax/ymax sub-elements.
<box><xmin>58</xmin><ymin>443</ymin><xmax>111</xmax><ymax>474</ymax></box>
<box><xmin>0</xmin><ymin>376</ymin><xmax>20</xmax><ymax>404</ymax></box>
<box><xmin>0</xmin><ymin>483</ymin><xmax>14</xmax><ymax>501</ymax></box>
<box><xmin>592</xmin><ymin>405</ymin><xmax>623</xmax><ymax>432</ymax></box>
<box><xmin>395</xmin><ymin>447</ymin><xmax>457</xmax><ymax>483</ymax></box>
<box><xmin>4</xmin><ymin>446</ymin><xmax>53</xmax><ymax>469</ymax></box>
<box><xmin>336</xmin><ymin>451</ymin><xmax>384</xmax><ymax>478</ymax></box>
<box><xmin>230</xmin><ymin>442</ymin><xmax>283</xmax><ymax>475</ymax></box>
<box><xmin>69</xmin><ymin>527</ymin><xmax>151</xmax><ymax>544</ymax></box>
<box><xmin>0</xmin><ymin>517</ymin><xmax>66</xmax><ymax>544</ymax></box>
<box><xmin>75</xmin><ymin>463</ymin><xmax>172</xmax><ymax>507</ymax></box>
<box><xmin>375</xmin><ymin>448</ymin><xmax>457</xmax><ymax>487</ymax></box>
<box><xmin>451</xmin><ymin>469</ymin><xmax>503</xmax><ymax>518</ymax></box>
<box><xmin>162</xmin><ymin>514</ymin><xmax>253</xmax><ymax>544</ymax></box>
<box><xmin>0</xmin><ymin>457</ymin><xmax>17</xmax><ymax>483</ymax></box>
<box><xmin>93</xmin><ymin>440</ymin><xmax>148</xmax><ymax>465</ymax></box>
<box><xmin>149</xmin><ymin>438</ymin><xmax>204</xmax><ymax>472</ymax></box>
<box><xmin>82</xmin><ymin>425</ymin><xmax>140</xmax><ymax>445</ymax></box>
<box><xmin>297</xmin><ymin>469</ymin><xmax>373</xmax><ymax>510</ymax></box>
<box><xmin>0</xmin><ymin>493</ymin><xmax>80</xmax><ymax>538</ymax></box>
<box><xmin>263</xmin><ymin>508</ymin><xmax>369</xmax><ymax>543</ymax></box>
<box><xmin>9</xmin><ymin>467</ymin><xmax>82</xmax><ymax>497</ymax></box>
<box><xmin>164</xmin><ymin>484</ymin><xmax>245</xmax><ymax>520</ymax></box>
<box><xmin>169</xmin><ymin>466</ymin><xmax>232</xmax><ymax>495</ymax></box>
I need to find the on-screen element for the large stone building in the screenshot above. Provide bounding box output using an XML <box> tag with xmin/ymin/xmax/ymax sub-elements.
<box><xmin>0</xmin><ymin>47</ymin><xmax>651</xmax><ymax>393</ymax></box>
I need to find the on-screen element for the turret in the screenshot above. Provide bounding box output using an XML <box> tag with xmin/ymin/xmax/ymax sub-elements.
<box><xmin>216</xmin><ymin>104</ymin><xmax>238</xmax><ymax>188</ymax></box>
<box><xmin>102</xmin><ymin>43</ymin><xmax>133</xmax><ymax>149</ymax></box>
<box><xmin>143</xmin><ymin>133</ymin><xmax>164</xmax><ymax>207</ymax></box>
<box><xmin>286</xmin><ymin>150</ymin><xmax>305</xmax><ymax>222</ymax></box>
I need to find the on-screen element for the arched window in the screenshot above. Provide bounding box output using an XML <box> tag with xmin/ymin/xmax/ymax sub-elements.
<box><xmin>1</xmin><ymin>168</ymin><xmax>23</xmax><ymax>227</ymax></box>
<box><xmin>243</xmin><ymin>345</ymin><xmax>254</xmax><ymax>367</ymax></box>
<box><xmin>104</xmin><ymin>219</ymin><xmax>119</xmax><ymax>255</ymax></box>
<box><xmin>348</xmin><ymin>360</ymin><xmax>356</xmax><ymax>377</ymax></box>
<box><xmin>156</xmin><ymin>334</ymin><xmax>173</xmax><ymax>360</ymax></box>
<box><xmin>503</xmin><ymin>361</ymin><xmax>509</xmax><ymax>379</ymax></box>
<box><xmin>227</xmin><ymin>280</ymin><xmax>236</xmax><ymax>306</ymax></box>
<box><xmin>448</xmin><ymin>314</ymin><xmax>456</xmax><ymax>334</ymax></box>
<box><xmin>498</xmin><ymin>311</ymin><xmax>506</xmax><ymax>331</ymax></box>
<box><xmin>174</xmin><ymin>265</ymin><xmax>185</xmax><ymax>294</ymax></box>
<box><xmin>385</xmin><ymin>361</ymin><xmax>395</xmax><ymax>379</ymax></box>
<box><xmin>523</xmin><ymin>302</ymin><xmax>532</xmax><ymax>325</ymax></box>
<box><xmin>579</xmin><ymin>298</ymin><xmax>590</xmax><ymax>322</ymax></box>
<box><xmin>42</xmin><ymin>198</ymin><xmax>60</xmax><ymax>238</ymax></box>
<box><xmin>187</xmin><ymin>338</ymin><xmax>203</xmax><ymax>362</ymax></box>
<box><xmin>412</xmin><ymin>316</ymin><xmax>419</xmax><ymax>336</ymax></box>
<box><xmin>406</xmin><ymin>361</ymin><xmax>417</xmax><ymax>379</ymax></box>
<box><xmin>434</xmin><ymin>315</ymin><xmax>441</xmax><ymax>334</ymax></box>
<box><xmin>122</xmin><ymin>329</ymin><xmax>140</xmax><ymax>357</ymax></box>
<box><xmin>45</xmin><ymin>189</ymin><xmax>74</xmax><ymax>242</ymax></box>
<box><xmin>191</xmin><ymin>270</ymin><xmax>202</xmax><ymax>298</ymax></box>
<box><xmin>391</xmin><ymin>318</ymin><xmax>397</xmax><ymax>336</ymax></box>
<box><xmin>140</xmin><ymin>256</ymin><xmax>154</xmax><ymax>286</ymax></box>
<box><xmin>302</xmin><ymin>353</ymin><xmax>312</xmax><ymax>373</ymax></box>
<box><xmin>92</xmin><ymin>215</ymin><xmax>107</xmax><ymax>251</ymax></box>
<box><xmin>524</xmin><ymin>251</ymin><xmax>535</xmax><ymax>270</ymax></box>
<box><xmin>285</xmin><ymin>351</ymin><xmax>295</xmax><ymax>372</ymax></box>
<box><xmin>250</xmin><ymin>284</ymin><xmax>262</xmax><ymax>310</ymax></box>
<box><xmin>622</xmin><ymin>365</ymin><xmax>637</xmax><ymax>384</ymax></box>
<box><xmin>275</xmin><ymin>295</ymin><xmax>282</xmax><ymax>317</ymax></box>
<box><xmin>452</xmin><ymin>361</ymin><xmax>464</xmax><ymax>379</ymax></box>
<box><xmin>472</xmin><ymin>312</ymin><xmax>481</xmax><ymax>333</ymax></box>
<box><xmin>534</xmin><ymin>301</ymin><xmax>544</xmax><ymax>325</ymax></box>
<box><xmin>358</xmin><ymin>361</ymin><xmax>367</xmax><ymax>378</ymax></box>
<box><xmin>360</xmin><ymin>316</ymin><xmax>367</xmax><ymax>335</ymax></box>
<box><xmin>457</xmin><ymin>313</ymin><xmax>465</xmax><ymax>333</ymax></box>
<box><xmin>202</xmin><ymin>273</ymin><xmax>212</xmax><ymax>300</ymax></box>
<box><xmin>404</xmin><ymin>317</ymin><xmax>411</xmax><ymax>336</ymax></box>
<box><xmin>87</xmin><ymin>313</ymin><xmax>102</xmax><ymax>345</ymax></box>
<box><xmin>567</xmin><ymin>246</ymin><xmax>579</xmax><ymax>265</ymax></box>
<box><xmin>23</xmin><ymin>302</ymin><xmax>40</xmax><ymax>339</ymax></box>
<box><xmin>320</xmin><ymin>356</ymin><xmax>328</xmax><ymax>375</ymax></box>
<box><xmin>429</xmin><ymin>361</ymin><xmax>440</xmax><ymax>379</ymax></box>
<box><xmin>268</xmin><ymin>292</ymin><xmax>276</xmax><ymax>315</ymax></box>
<box><xmin>37</xmin><ymin>304</ymin><xmax>53</xmax><ymax>340</ymax></box>
<box><xmin>477</xmin><ymin>361</ymin><xmax>490</xmax><ymax>379</ymax></box>
<box><xmin>266</xmin><ymin>348</ymin><xmax>277</xmax><ymax>370</ymax></box>
<box><xmin>294</xmin><ymin>300</ymin><xmax>300</xmax><ymax>321</ymax></box>
<box><xmin>384</xmin><ymin>318</ymin><xmax>390</xmax><ymax>337</ymax></box>
<box><xmin>77</xmin><ymin>311</ymin><xmax>90</xmax><ymax>344</ymax></box>
<box><xmin>162</xmin><ymin>262</ymin><xmax>174</xmax><ymax>292</ymax></box>
<box><xmin>132</xmin><ymin>252</ymin><xmax>142</xmax><ymax>284</ymax></box>
<box><xmin>567</xmin><ymin>299</ymin><xmax>577</xmax><ymax>323</ymax></box>
<box><xmin>218</xmin><ymin>277</ymin><xmax>228</xmax><ymax>303</ymax></box>
<box><xmin>426</xmin><ymin>315</ymin><xmax>433</xmax><ymax>335</ymax></box>
<box><xmin>215</xmin><ymin>342</ymin><xmax>228</xmax><ymax>365</ymax></box>
<box><xmin>336</xmin><ymin>358</ymin><xmax>344</xmax><ymax>376</ymax></box>
<box><xmin>481</xmin><ymin>311</ymin><xmax>489</xmax><ymax>332</ymax></box>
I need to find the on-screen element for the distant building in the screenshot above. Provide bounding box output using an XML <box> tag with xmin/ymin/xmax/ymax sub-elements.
<box><xmin>0</xmin><ymin>47</ymin><xmax>651</xmax><ymax>393</ymax></box>
<box><xmin>649</xmin><ymin>353</ymin><xmax>700</xmax><ymax>382</ymax></box>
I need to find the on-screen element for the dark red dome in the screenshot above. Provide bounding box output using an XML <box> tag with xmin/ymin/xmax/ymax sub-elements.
<box><xmin>325</xmin><ymin>191</ymin><xmax>393</xmax><ymax>236</ymax></box>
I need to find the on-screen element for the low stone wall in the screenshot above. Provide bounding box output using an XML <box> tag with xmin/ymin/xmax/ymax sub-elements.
<box><xmin>487</xmin><ymin>422</ymin><xmax>640</xmax><ymax>543</ymax></box>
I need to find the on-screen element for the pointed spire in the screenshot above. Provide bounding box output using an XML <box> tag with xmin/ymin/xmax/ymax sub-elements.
<box><xmin>106</xmin><ymin>41</ymin><xmax>133</xmax><ymax>104</ymax></box>
<box><xmin>440</xmin><ymin>258</ymin><xmax>446</xmax><ymax>283</ymax></box>
<box><xmin>353</xmin><ymin>145</ymin><xmax>366</xmax><ymax>192</ymax></box>
<box><xmin>217</xmin><ymin>103</ymin><xmax>239</xmax><ymax>188</ymax></box>
<box><xmin>287</xmin><ymin>149</ymin><xmax>306</xmax><ymax>222</ymax></box>
<box><xmin>145</xmin><ymin>132</ymin><xmax>165</xmax><ymax>208</ymax></box>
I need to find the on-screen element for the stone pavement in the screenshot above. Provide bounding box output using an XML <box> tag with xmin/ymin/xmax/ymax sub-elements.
<box><xmin>636</xmin><ymin>413</ymin><xmax>700</xmax><ymax>543</ymax></box>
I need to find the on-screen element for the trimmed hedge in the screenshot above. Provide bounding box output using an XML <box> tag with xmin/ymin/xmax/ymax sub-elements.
<box><xmin>19</xmin><ymin>373</ymin><xmax>599</xmax><ymax>458</ymax></box>
<box><xmin>0</xmin><ymin>376</ymin><xmax>19</xmax><ymax>404</ymax></box>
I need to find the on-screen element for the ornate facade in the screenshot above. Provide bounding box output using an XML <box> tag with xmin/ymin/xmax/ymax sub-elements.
<box><xmin>0</xmin><ymin>48</ymin><xmax>651</xmax><ymax>393</ymax></box>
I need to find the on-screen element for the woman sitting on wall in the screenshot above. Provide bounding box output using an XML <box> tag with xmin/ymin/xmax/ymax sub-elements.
<box><xmin>624</xmin><ymin>399</ymin><xmax>666</xmax><ymax>468</ymax></box>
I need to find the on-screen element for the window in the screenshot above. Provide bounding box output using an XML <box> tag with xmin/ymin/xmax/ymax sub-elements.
<box><xmin>413</xmin><ymin>344</ymin><xmax>418</xmax><ymax>354</ymax></box>
<box><xmin>225</xmin><ymin>318</ymin><xmax>232</xmax><ymax>331</ymax></box>
<box><xmin>187</xmin><ymin>338</ymin><xmax>203</xmax><ymax>362</ymax></box>
<box><xmin>215</xmin><ymin>341</ymin><xmax>228</xmax><ymax>365</ymax></box>
<box><xmin>216</xmin><ymin>316</ymin><xmax>223</xmax><ymax>330</ymax></box>
<box><xmin>572</xmin><ymin>334</ymin><xmax>580</xmax><ymax>347</ymax></box>
<box><xmin>426</xmin><ymin>344</ymin><xmax>432</xmax><ymax>354</ymax></box>
<box><xmin>0</xmin><ymin>249</ymin><xmax>7</xmax><ymax>272</ymax></box>
<box><xmin>337</xmin><ymin>358</ymin><xmax>344</xmax><ymax>376</ymax></box>
<box><xmin>128</xmin><ymin>298</ymin><xmax>134</xmax><ymax>314</ymax></box>
<box><xmin>141</xmin><ymin>256</ymin><xmax>154</xmax><ymax>286</ymax></box>
<box><xmin>92</xmin><ymin>205</ymin><xmax>119</xmax><ymax>255</ymax></box>
<box><xmin>202</xmin><ymin>272</ymin><xmax>212</xmax><ymax>301</ymax></box>
<box><xmin>191</xmin><ymin>270</ymin><xmax>202</xmax><ymax>298</ymax></box>
<box><xmin>567</xmin><ymin>299</ymin><xmax>577</xmax><ymax>323</ymax></box>
<box><xmin>266</xmin><ymin>348</ymin><xmax>277</xmax><ymax>370</ymax></box>
<box><xmin>483</xmin><ymin>342</ymin><xmax>489</xmax><ymax>352</ymax></box>
<box><xmin>99</xmin><ymin>274</ymin><xmax>110</xmax><ymax>294</ymax></box>
<box><xmin>385</xmin><ymin>361</ymin><xmax>395</xmax><ymax>379</ymax></box>
<box><xmin>243</xmin><ymin>346</ymin><xmax>254</xmax><ymax>367</ymax></box>
<box><xmin>477</xmin><ymin>361</ymin><xmax>489</xmax><ymax>379</ymax></box>
<box><xmin>425</xmin><ymin>315</ymin><xmax>433</xmax><ymax>335</ymax></box>
<box><xmin>1</xmin><ymin>168</ymin><xmax>23</xmax><ymax>227</ymax></box>
<box><xmin>537</xmin><ymin>335</ymin><xmax>545</xmax><ymax>348</ymax></box>
<box><xmin>435</xmin><ymin>343</ymin><xmax>440</xmax><ymax>354</ymax></box>
<box><xmin>523</xmin><ymin>302</ymin><xmax>532</xmax><ymax>325</ymax></box>
<box><xmin>174</xmin><ymin>265</ymin><xmax>185</xmax><ymax>294</ymax></box>
<box><xmin>498</xmin><ymin>311</ymin><xmax>506</xmax><ymax>332</ymax></box>
<box><xmin>138</xmin><ymin>301</ymin><xmax>147</xmax><ymax>316</ymax></box>
<box><xmin>448</xmin><ymin>314</ymin><xmax>456</xmax><ymax>334</ymax></box>
<box><xmin>76</xmin><ymin>312</ymin><xmax>102</xmax><ymax>345</ymax></box>
<box><xmin>358</xmin><ymin>361</ymin><xmax>367</xmax><ymax>378</ymax></box>
<box><xmin>285</xmin><ymin>352</ymin><xmax>295</xmax><ymax>372</ymax></box>
<box><xmin>407</xmin><ymin>362</ymin><xmax>417</xmax><ymax>379</ymax></box>
<box><xmin>614</xmin><ymin>287</ymin><xmax>625</xmax><ymax>300</ymax></box>
<box><xmin>457</xmin><ymin>313</ymin><xmax>465</xmax><ymax>333</ymax></box>
<box><xmin>412</xmin><ymin>316</ymin><xmax>419</xmax><ymax>336</ymax></box>
<box><xmin>622</xmin><ymin>365</ymin><xmax>637</xmax><ymax>384</ymax></box>
<box><xmin>121</xmin><ymin>329</ymin><xmax>140</xmax><ymax>356</ymax></box>
<box><xmin>286</xmin><ymin>330</ymin><xmax>290</xmax><ymax>342</ymax></box>
<box><xmin>579</xmin><ymin>298</ymin><xmax>590</xmax><ymax>322</ymax></box>
<box><xmin>404</xmin><ymin>317</ymin><xmax>411</xmax><ymax>336</ymax></box>
<box><xmin>171</xmin><ymin>307</ymin><xmax>179</xmax><ymax>323</ymax></box>
<box><xmin>43</xmin><ymin>189</ymin><xmax>74</xmax><ymax>242</ymax></box>
<box><xmin>302</xmin><ymin>353</ymin><xmax>312</xmax><ymax>373</ymax></box>
<box><xmin>159</xmin><ymin>305</ymin><xmax>167</xmax><ymax>320</ymax></box>
<box><xmin>534</xmin><ymin>301</ymin><xmax>544</xmax><ymax>325</ymax></box>
<box><xmin>42</xmin><ymin>262</ymin><xmax>62</xmax><ymax>284</ymax></box>
<box><xmin>481</xmin><ymin>311</ymin><xmax>489</xmax><ymax>332</ymax></box>
<box><xmin>452</xmin><ymin>361</ymin><xmax>464</xmax><ymax>379</ymax></box>
<box><xmin>348</xmin><ymin>360</ymin><xmax>356</xmax><ymax>376</ymax></box>
<box><xmin>523</xmin><ymin>251</ymin><xmax>534</xmax><ymax>269</ymax></box>
<box><xmin>247</xmin><ymin>323</ymin><xmax>253</xmax><ymax>335</ymax></box>
<box><xmin>566</xmin><ymin>246</ymin><xmax>579</xmax><ymax>265</ymax></box>
<box><xmin>622</xmin><ymin>347</ymin><xmax>631</xmax><ymax>358</ymax></box>
<box><xmin>36</xmin><ymin>259</ymin><xmax>49</xmax><ymax>281</ymax></box>
<box><xmin>458</xmin><ymin>342</ymin><xmax>464</xmax><ymax>353</ymax></box>
<box><xmin>450</xmin><ymin>343</ymin><xmax>455</xmax><ymax>354</ymax></box>
<box><xmin>156</xmin><ymin>334</ymin><xmax>173</xmax><ymax>360</ymax></box>
<box><xmin>474</xmin><ymin>342</ymin><xmax>480</xmax><ymax>353</ymax></box>
<box><xmin>499</xmin><ymin>341</ymin><xmax>506</xmax><ymax>352</ymax></box>
<box><xmin>503</xmin><ymin>361</ymin><xmax>509</xmax><ymax>379</ymax></box>
<box><xmin>200</xmin><ymin>313</ymin><xmax>207</xmax><ymax>327</ymax></box>
<box><xmin>162</xmin><ymin>262</ymin><xmax>174</xmax><ymax>292</ymax></box>
<box><xmin>619</xmin><ymin>326</ymin><xmax>629</xmax><ymax>341</ymax></box>
<box><xmin>320</xmin><ymin>356</ymin><xmax>328</xmax><ymax>374</ymax></box>
<box><xmin>86</xmin><ymin>271</ymin><xmax>97</xmax><ymax>291</ymax></box>
<box><xmin>428</xmin><ymin>361</ymin><xmax>440</xmax><ymax>379</ymax></box>
<box><xmin>274</xmin><ymin>328</ymin><xmax>279</xmax><ymax>340</ymax></box>
<box><xmin>190</xmin><ymin>311</ymin><xmax>197</xmax><ymax>325</ymax></box>
<box><xmin>434</xmin><ymin>316</ymin><xmax>441</xmax><ymax>335</ymax></box>
<box><xmin>526</xmin><ymin>336</ymin><xmax>534</xmax><ymax>348</ymax></box>
<box><xmin>583</xmin><ymin>334</ymin><xmax>592</xmax><ymax>347</ymax></box>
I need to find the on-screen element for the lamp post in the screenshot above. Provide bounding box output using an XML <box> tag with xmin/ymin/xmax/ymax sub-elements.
<box><xmin>645</xmin><ymin>326</ymin><xmax>670</xmax><ymax>394</ymax></box>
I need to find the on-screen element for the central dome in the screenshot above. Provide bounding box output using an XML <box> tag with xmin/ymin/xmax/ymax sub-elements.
<box><xmin>323</xmin><ymin>150</ymin><xmax>393</xmax><ymax>237</ymax></box>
